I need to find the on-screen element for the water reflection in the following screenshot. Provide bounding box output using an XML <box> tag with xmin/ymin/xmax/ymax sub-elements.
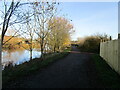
<box><xmin>2</xmin><ymin>49</ymin><xmax>41</xmax><ymax>69</ymax></box>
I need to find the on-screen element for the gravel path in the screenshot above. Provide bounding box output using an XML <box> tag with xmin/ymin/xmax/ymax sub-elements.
<box><xmin>5</xmin><ymin>46</ymin><xmax>103</xmax><ymax>88</ymax></box>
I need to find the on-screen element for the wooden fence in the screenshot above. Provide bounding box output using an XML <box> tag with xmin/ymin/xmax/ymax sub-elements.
<box><xmin>100</xmin><ymin>39</ymin><xmax>120</xmax><ymax>74</ymax></box>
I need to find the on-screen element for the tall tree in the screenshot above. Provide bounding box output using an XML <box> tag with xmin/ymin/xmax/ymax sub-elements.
<box><xmin>0</xmin><ymin>0</ymin><xmax>21</xmax><ymax>47</ymax></box>
<box><xmin>47</xmin><ymin>17</ymin><xmax>73</xmax><ymax>52</ymax></box>
<box><xmin>21</xmin><ymin>11</ymin><xmax>35</xmax><ymax>60</ymax></box>
<box><xmin>33</xmin><ymin>1</ymin><xmax>58</xmax><ymax>59</ymax></box>
<box><xmin>0</xmin><ymin>0</ymin><xmax>33</xmax><ymax>47</ymax></box>
<box><xmin>0</xmin><ymin>0</ymin><xmax>21</xmax><ymax>89</ymax></box>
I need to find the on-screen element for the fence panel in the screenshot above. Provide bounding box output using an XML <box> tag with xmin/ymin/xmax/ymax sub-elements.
<box><xmin>100</xmin><ymin>40</ymin><xmax>119</xmax><ymax>74</ymax></box>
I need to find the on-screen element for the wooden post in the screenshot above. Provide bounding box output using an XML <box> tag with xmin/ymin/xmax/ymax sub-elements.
<box><xmin>110</xmin><ymin>36</ymin><xmax>112</xmax><ymax>41</ymax></box>
<box><xmin>118</xmin><ymin>34</ymin><xmax>120</xmax><ymax>39</ymax></box>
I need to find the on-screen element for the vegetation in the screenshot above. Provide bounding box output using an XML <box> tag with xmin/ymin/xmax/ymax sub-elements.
<box><xmin>78</xmin><ymin>34</ymin><xmax>111</xmax><ymax>54</ymax></box>
<box><xmin>3</xmin><ymin>36</ymin><xmax>39</xmax><ymax>50</ymax></box>
<box><xmin>1</xmin><ymin>1</ymin><xmax>119</xmax><ymax>88</ymax></box>
<box><xmin>3</xmin><ymin>47</ymin><xmax>71</xmax><ymax>87</ymax></box>
<box><xmin>32</xmin><ymin>1</ymin><xmax>58</xmax><ymax>58</ymax></box>
<box><xmin>47</xmin><ymin>17</ymin><xmax>73</xmax><ymax>53</ymax></box>
<box><xmin>1</xmin><ymin>1</ymin><xmax>73</xmax><ymax>87</ymax></box>
<box><xmin>92</xmin><ymin>54</ymin><xmax>120</xmax><ymax>88</ymax></box>
<box><xmin>0</xmin><ymin>1</ymin><xmax>73</xmax><ymax>61</ymax></box>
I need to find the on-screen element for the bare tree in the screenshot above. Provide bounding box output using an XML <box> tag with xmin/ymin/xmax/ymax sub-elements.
<box><xmin>0</xmin><ymin>0</ymin><xmax>21</xmax><ymax>89</ymax></box>
<box><xmin>0</xmin><ymin>0</ymin><xmax>37</xmax><ymax>58</ymax></box>
<box><xmin>0</xmin><ymin>0</ymin><xmax>21</xmax><ymax>46</ymax></box>
<box><xmin>0</xmin><ymin>0</ymin><xmax>34</xmax><ymax>47</ymax></box>
<box><xmin>33</xmin><ymin>1</ymin><xmax>58</xmax><ymax>59</ymax></box>
<box><xmin>21</xmin><ymin>10</ymin><xmax>35</xmax><ymax>60</ymax></box>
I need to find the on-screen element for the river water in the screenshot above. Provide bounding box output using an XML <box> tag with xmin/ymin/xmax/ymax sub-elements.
<box><xmin>2</xmin><ymin>49</ymin><xmax>41</xmax><ymax>69</ymax></box>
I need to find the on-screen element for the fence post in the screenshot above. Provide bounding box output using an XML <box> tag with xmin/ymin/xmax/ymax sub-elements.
<box><xmin>118</xmin><ymin>39</ymin><xmax>120</xmax><ymax>74</ymax></box>
<box><xmin>118</xmin><ymin>34</ymin><xmax>120</xmax><ymax>39</ymax></box>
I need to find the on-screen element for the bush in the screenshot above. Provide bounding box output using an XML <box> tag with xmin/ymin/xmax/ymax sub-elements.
<box><xmin>79</xmin><ymin>36</ymin><xmax>100</xmax><ymax>53</ymax></box>
<box><xmin>79</xmin><ymin>34</ymin><xmax>110</xmax><ymax>54</ymax></box>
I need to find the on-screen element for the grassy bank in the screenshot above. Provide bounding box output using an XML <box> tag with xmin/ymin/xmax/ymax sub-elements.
<box><xmin>91</xmin><ymin>54</ymin><xmax>120</xmax><ymax>88</ymax></box>
<box><xmin>3</xmin><ymin>47</ymin><xmax>71</xmax><ymax>87</ymax></box>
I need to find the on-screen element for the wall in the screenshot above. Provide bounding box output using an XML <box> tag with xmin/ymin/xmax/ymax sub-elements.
<box><xmin>100</xmin><ymin>39</ymin><xmax>120</xmax><ymax>74</ymax></box>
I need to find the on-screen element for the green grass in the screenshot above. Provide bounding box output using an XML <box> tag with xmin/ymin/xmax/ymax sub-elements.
<box><xmin>91</xmin><ymin>54</ymin><xmax>120</xmax><ymax>88</ymax></box>
<box><xmin>63</xmin><ymin>47</ymin><xmax>71</xmax><ymax>52</ymax></box>
<box><xmin>3</xmin><ymin>48</ymin><xmax>71</xmax><ymax>87</ymax></box>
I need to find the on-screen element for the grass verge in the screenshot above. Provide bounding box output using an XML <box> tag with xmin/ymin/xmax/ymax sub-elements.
<box><xmin>3</xmin><ymin>47</ymin><xmax>71</xmax><ymax>87</ymax></box>
<box><xmin>91</xmin><ymin>54</ymin><xmax>120</xmax><ymax>88</ymax></box>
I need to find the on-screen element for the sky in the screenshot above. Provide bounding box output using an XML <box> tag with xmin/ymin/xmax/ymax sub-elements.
<box><xmin>0</xmin><ymin>2</ymin><xmax>118</xmax><ymax>41</ymax></box>
<box><xmin>59</xmin><ymin>2</ymin><xmax>118</xmax><ymax>40</ymax></box>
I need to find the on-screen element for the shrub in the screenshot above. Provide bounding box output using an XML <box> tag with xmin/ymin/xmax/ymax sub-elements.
<box><xmin>79</xmin><ymin>34</ymin><xmax>110</xmax><ymax>54</ymax></box>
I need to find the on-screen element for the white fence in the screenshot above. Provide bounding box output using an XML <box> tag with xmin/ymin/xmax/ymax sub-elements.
<box><xmin>100</xmin><ymin>39</ymin><xmax>120</xmax><ymax>74</ymax></box>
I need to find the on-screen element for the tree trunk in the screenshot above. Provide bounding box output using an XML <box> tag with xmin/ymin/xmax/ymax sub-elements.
<box><xmin>57</xmin><ymin>46</ymin><xmax>60</xmax><ymax>52</ymax></box>
<box><xmin>53</xmin><ymin>44</ymin><xmax>56</xmax><ymax>53</ymax></box>
<box><xmin>30</xmin><ymin>49</ymin><xmax>32</xmax><ymax>60</ymax></box>
<box><xmin>40</xmin><ymin>43</ymin><xmax>44</xmax><ymax>60</ymax></box>
<box><xmin>28</xmin><ymin>43</ymin><xmax>32</xmax><ymax>61</ymax></box>
<box><xmin>30</xmin><ymin>38</ymin><xmax>33</xmax><ymax>60</ymax></box>
<box><xmin>0</xmin><ymin>37</ymin><xmax>2</xmax><ymax>89</ymax></box>
<box><xmin>40</xmin><ymin>37</ymin><xmax>45</xmax><ymax>61</ymax></box>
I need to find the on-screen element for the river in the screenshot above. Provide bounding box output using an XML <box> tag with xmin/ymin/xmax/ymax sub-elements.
<box><xmin>2</xmin><ymin>49</ymin><xmax>41</xmax><ymax>69</ymax></box>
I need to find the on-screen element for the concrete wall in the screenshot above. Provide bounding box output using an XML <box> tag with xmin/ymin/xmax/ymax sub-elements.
<box><xmin>100</xmin><ymin>39</ymin><xmax>120</xmax><ymax>74</ymax></box>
